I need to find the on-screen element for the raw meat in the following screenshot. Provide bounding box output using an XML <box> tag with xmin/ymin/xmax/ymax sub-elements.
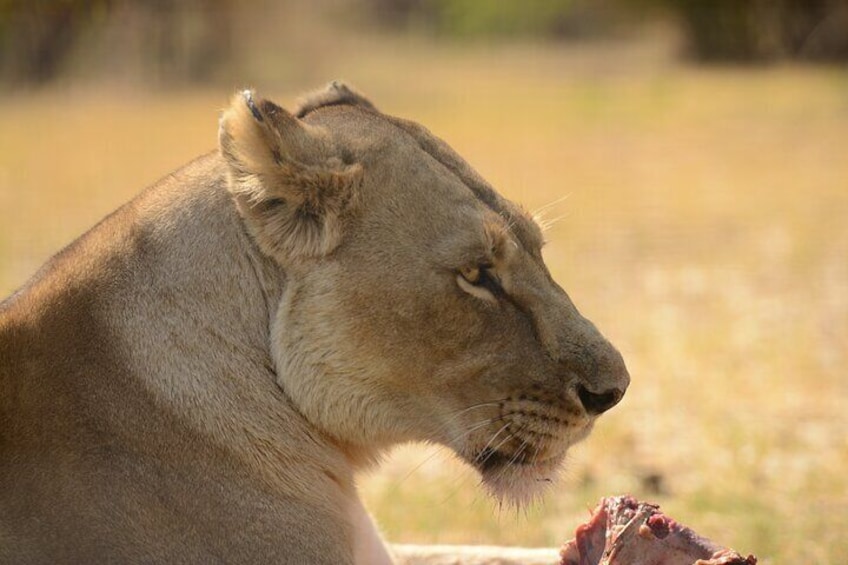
<box><xmin>560</xmin><ymin>496</ymin><xmax>757</xmax><ymax>565</ymax></box>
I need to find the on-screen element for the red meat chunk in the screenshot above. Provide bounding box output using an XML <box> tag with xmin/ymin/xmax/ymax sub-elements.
<box><xmin>560</xmin><ymin>496</ymin><xmax>757</xmax><ymax>565</ymax></box>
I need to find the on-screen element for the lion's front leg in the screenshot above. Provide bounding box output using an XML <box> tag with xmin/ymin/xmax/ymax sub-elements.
<box><xmin>351</xmin><ymin>497</ymin><xmax>395</xmax><ymax>565</ymax></box>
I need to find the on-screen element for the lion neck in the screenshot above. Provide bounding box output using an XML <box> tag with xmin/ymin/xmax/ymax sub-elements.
<box><xmin>101</xmin><ymin>155</ymin><xmax>369</xmax><ymax>494</ymax></box>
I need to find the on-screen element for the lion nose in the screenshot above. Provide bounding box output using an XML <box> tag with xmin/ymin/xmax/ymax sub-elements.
<box><xmin>569</xmin><ymin>345</ymin><xmax>629</xmax><ymax>416</ymax></box>
<box><xmin>577</xmin><ymin>384</ymin><xmax>625</xmax><ymax>415</ymax></box>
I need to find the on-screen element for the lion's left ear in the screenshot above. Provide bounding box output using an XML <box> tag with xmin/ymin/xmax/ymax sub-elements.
<box><xmin>218</xmin><ymin>89</ymin><xmax>362</xmax><ymax>261</ymax></box>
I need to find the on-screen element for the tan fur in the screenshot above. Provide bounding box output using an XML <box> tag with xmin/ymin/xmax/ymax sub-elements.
<box><xmin>0</xmin><ymin>83</ymin><xmax>629</xmax><ymax>564</ymax></box>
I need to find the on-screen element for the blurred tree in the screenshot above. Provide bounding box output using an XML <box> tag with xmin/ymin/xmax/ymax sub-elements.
<box><xmin>0</xmin><ymin>0</ymin><xmax>107</xmax><ymax>84</ymax></box>
<box><xmin>0</xmin><ymin>0</ymin><xmax>234</xmax><ymax>86</ymax></box>
<box><xmin>657</xmin><ymin>0</ymin><xmax>848</xmax><ymax>61</ymax></box>
<box><xmin>672</xmin><ymin>0</ymin><xmax>764</xmax><ymax>60</ymax></box>
<box><xmin>3</xmin><ymin>0</ymin><xmax>844</xmax><ymax>87</ymax></box>
<box><xmin>363</xmin><ymin>0</ymin><xmax>620</xmax><ymax>39</ymax></box>
<box><xmin>779</xmin><ymin>0</ymin><xmax>848</xmax><ymax>60</ymax></box>
<box><xmin>363</xmin><ymin>0</ymin><xmax>848</xmax><ymax>61</ymax></box>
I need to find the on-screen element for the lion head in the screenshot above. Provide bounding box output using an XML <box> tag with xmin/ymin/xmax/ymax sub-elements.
<box><xmin>218</xmin><ymin>82</ymin><xmax>629</xmax><ymax>505</ymax></box>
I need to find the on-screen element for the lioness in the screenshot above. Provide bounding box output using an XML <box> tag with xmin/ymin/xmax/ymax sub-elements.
<box><xmin>0</xmin><ymin>83</ymin><xmax>629</xmax><ymax>564</ymax></box>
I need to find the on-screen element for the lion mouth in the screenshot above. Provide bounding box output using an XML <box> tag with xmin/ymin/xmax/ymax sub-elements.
<box><xmin>468</xmin><ymin>420</ymin><xmax>592</xmax><ymax>476</ymax></box>
<box><xmin>475</xmin><ymin>447</ymin><xmax>542</xmax><ymax>473</ymax></box>
<box><xmin>461</xmin><ymin>417</ymin><xmax>594</xmax><ymax>506</ymax></box>
<box><xmin>470</xmin><ymin>447</ymin><xmax>565</xmax><ymax>506</ymax></box>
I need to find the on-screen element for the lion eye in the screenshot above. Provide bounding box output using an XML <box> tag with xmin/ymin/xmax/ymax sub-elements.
<box><xmin>460</xmin><ymin>265</ymin><xmax>482</xmax><ymax>285</ymax></box>
<box><xmin>457</xmin><ymin>264</ymin><xmax>502</xmax><ymax>302</ymax></box>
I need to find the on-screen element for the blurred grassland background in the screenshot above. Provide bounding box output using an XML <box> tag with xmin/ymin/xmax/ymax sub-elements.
<box><xmin>1</xmin><ymin>1</ymin><xmax>847</xmax><ymax>563</ymax></box>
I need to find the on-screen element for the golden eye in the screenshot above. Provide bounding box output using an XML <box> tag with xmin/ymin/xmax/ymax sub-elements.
<box><xmin>462</xmin><ymin>264</ymin><xmax>500</xmax><ymax>289</ymax></box>
<box><xmin>460</xmin><ymin>265</ymin><xmax>481</xmax><ymax>285</ymax></box>
<box><xmin>457</xmin><ymin>264</ymin><xmax>502</xmax><ymax>303</ymax></box>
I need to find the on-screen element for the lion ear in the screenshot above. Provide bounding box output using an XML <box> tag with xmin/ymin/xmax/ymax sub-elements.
<box><xmin>294</xmin><ymin>80</ymin><xmax>377</xmax><ymax>118</ymax></box>
<box><xmin>218</xmin><ymin>90</ymin><xmax>362</xmax><ymax>261</ymax></box>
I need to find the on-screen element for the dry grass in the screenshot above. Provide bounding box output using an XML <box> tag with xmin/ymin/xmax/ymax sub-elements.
<box><xmin>1</xmin><ymin>36</ymin><xmax>846</xmax><ymax>564</ymax></box>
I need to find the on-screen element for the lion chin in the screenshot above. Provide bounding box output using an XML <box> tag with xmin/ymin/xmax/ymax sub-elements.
<box><xmin>465</xmin><ymin>419</ymin><xmax>597</xmax><ymax>508</ymax></box>
<box><xmin>476</xmin><ymin>454</ymin><xmax>565</xmax><ymax>508</ymax></box>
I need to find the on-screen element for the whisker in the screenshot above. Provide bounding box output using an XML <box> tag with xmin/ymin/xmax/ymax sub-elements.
<box><xmin>542</xmin><ymin>212</ymin><xmax>570</xmax><ymax>227</ymax></box>
<box><xmin>432</xmin><ymin>399</ymin><xmax>508</xmax><ymax>437</ymax></box>
<box><xmin>392</xmin><ymin>416</ymin><xmax>505</xmax><ymax>489</ymax></box>
<box><xmin>473</xmin><ymin>422</ymin><xmax>511</xmax><ymax>464</ymax></box>
<box><xmin>449</xmin><ymin>400</ymin><xmax>506</xmax><ymax>419</ymax></box>
<box><xmin>438</xmin><ymin>457</ymin><xmax>480</xmax><ymax>505</ymax></box>
<box><xmin>381</xmin><ymin>443</ymin><xmax>450</xmax><ymax>496</ymax></box>
<box><xmin>488</xmin><ymin>426</ymin><xmax>531</xmax><ymax>485</ymax></box>
<box><xmin>534</xmin><ymin>212</ymin><xmax>571</xmax><ymax>235</ymax></box>
<box><xmin>508</xmin><ymin>438</ymin><xmax>531</xmax><ymax>467</ymax></box>
<box><xmin>529</xmin><ymin>441</ymin><xmax>543</xmax><ymax>466</ymax></box>
<box><xmin>423</xmin><ymin>399</ymin><xmax>508</xmax><ymax>451</ymax></box>
<box><xmin>478</xmin><ymin>427</ymin><xmax>520</xmax><ymax>469</ymax></box>
<box><xmin>386</xmin><ymin>401</ymin><xmax>532</xmax><ymax>511</ymax></box>
<box><xmin>532</xmin><ymin>194</ymin><xmax>571</xmax><ymax>217</ymax></box>
<box><xmin>494</xmin><ymin>434</ymin><xmax>529</xmax><ymax>486</ymax></box>
<box><xmin>450</xmin><ymin>417</ymin><xmax>503</xmax><ymax>446</ymax></box>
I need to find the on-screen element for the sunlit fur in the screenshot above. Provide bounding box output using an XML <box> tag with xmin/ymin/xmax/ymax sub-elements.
<box><xmin>0</xmin><ymin>82</ymin><xmax>628</xmax><ymax>563</ymax></box>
